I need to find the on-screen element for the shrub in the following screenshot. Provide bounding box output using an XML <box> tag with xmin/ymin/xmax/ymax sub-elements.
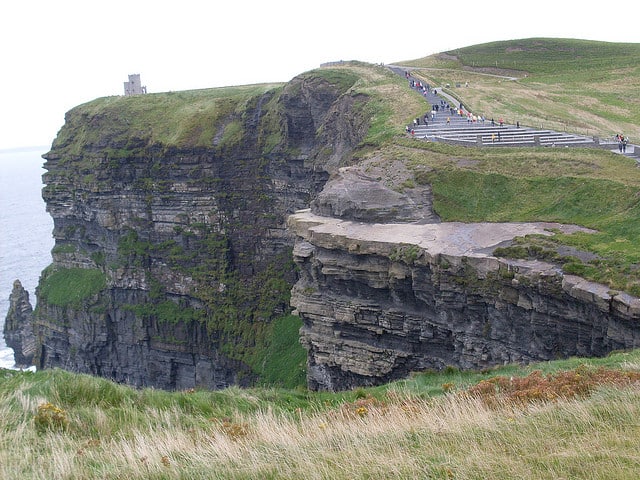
<box><xmin>34</xmin><ymin>402</ymin><xmax>69</xmax><ymax>433</ymax></box>
<box><xmin>465</xmin><ymin>366</ymin><xmax>640</xmax><ymax>408</ymax></box>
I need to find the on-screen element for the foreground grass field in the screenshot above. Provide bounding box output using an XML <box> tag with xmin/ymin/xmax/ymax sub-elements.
<box><xmin>2</xmin><ymin>351</ymin><xmax>640</xmax><ymax>479</ymax></box>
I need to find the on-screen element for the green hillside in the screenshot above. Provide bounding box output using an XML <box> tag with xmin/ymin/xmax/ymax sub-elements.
<box><xmin>376</xmin><ymin>140</ymin><xmax>640</xmax><ymax>295</ymax></box>
<box><xmin>399</xmin><ymin>38</ymin><xmax>640</xmax><ymax>139</ymax></box>
<box><xmin>377</xmin><ymin>38</ymin><xmax>640</xmax><ymax>295</ymax></box>
<box><xmin>430</xmin><ymin>38</ymin><xmax>640</xmax><ymax>74</ymax></box>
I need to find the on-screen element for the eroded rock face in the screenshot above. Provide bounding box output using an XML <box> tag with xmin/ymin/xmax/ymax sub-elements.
<box><xmin>3</xmin><ymin>280</ymin><xmax>36</xmax><ymax>368</ymax></box>
<box><xmin>310</xmin><ymin>167</ymin><xmax>441</xmax><ymax>223</ymax></box>
<box><xmin>289</xmin><ymin>210</ymin><xmax>640</xmax><ymax>391</ymax></box>
<box><xmin>26</xmin><ymin>71</ymin><xmax>371</xmax><ymax>390</ymax></box>
<box><xmin>34</xmin><ymin>288</ymin><xmax>252</xmax><ymax>389</ymax></box>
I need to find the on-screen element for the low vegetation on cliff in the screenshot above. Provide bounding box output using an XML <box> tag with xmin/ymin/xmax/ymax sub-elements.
<box><xmin>370</xmin><ymin>39</ymin><xmax>640</xmax><ymax>295</ymax></box>
<box><xmin>2</xmin><ymin>350</ymin><xmax>640</xmax><ymax>479</ymax></box>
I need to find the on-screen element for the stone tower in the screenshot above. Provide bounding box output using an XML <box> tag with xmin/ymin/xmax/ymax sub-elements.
<box><xmin>124</xmin><ymin>74</ymin><xmax>147</xmax><ymax>96</ymax></box>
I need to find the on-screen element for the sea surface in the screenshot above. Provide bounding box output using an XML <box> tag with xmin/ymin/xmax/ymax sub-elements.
<box><xmin>0</xmin><ymin>146</ymin><xmax>54</xmax><ymax>369</ymax></box>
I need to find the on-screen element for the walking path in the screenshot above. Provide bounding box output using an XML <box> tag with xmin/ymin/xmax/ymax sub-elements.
<box><xmin>388</xmin><ymin>66</ymin><xmax>639</xmax><ymax>161</ymax></box>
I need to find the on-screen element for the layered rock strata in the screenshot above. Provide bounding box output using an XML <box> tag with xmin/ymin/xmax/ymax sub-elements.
<box><xmin>3</xmin><ymin>280</ymin><xmax>36</xmax><ymax>368</ymax></box>
<box><xmin>289</xmin><ymin>206</ymin><xmax>640</xmax><ymax>391</ymax></box>
<box><xmin>5</xmin><ymin>70</ymin><xmax>372</xmax><ymax>389</ymax></box>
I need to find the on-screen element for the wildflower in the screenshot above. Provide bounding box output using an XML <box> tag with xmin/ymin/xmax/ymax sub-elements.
<box><xmin>34</xmin><ymin>402</ymin><xmax>69</xmax><ymax>433</ymax></box>
<box><xmin>356</xmin><ymin>406</ymin><xmax>368</xmax><ymax>417</ymax></box>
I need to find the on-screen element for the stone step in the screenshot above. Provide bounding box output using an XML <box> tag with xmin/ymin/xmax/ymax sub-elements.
<box><xmin>399</xmin><ymin>68</ymin><xmax>632</xmax><ymax>155</ymax></box>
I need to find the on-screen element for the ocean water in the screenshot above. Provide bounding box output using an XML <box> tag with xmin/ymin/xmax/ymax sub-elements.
<box><xmin>0</xmin><ymin>147</ymin><xmax>54</xmax><ymax>369</ymax></box>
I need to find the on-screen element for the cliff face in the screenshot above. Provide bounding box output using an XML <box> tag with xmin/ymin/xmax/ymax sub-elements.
<box><xmin>17</xmin><ymin>69</ymin><xmax>372</xmax><ymax>389</ymax></box>
<box><xmin>289</xmin><ymin>168</ymin><xmax>640</xmax><ymax>391</ymax></box>
<box><xmin>7</xmin><ymin>62</ymin><xmax>640</xmax><ymax>393</ymax></box>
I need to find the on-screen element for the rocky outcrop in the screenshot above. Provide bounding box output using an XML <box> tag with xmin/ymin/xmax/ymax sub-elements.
<box><xmin>15</xmin><ymin>67</ymin><xmax>374</xmax><ymax>390</ymax></box>
<box><xmin>310</xmin><ymin>167</ymin><xmax>441</xmax><ymax>223</ymax></box>
<box><xmin>289</xmin><ymin>209</ymin><xmax>640</xmax><ymax>391</ymax></box>
<box><xmin>3</xmin><ymin>280</ymin><xmax>36</xmax><ymax>368</ymax></box>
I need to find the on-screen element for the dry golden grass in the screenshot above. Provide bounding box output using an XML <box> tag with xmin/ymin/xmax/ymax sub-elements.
<box><xmin>3</xmin><ymin>364</ymin><xmax>640</xmax><ymax>479</ymax></box>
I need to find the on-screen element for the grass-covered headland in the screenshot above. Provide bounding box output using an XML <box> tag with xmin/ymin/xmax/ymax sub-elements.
<box><xmin>385</xmin><ymin>38</ymin><xmax>640</xmax><ymax>295</ymax></box>
<box><xmin>2</xmin><ymin>351</ymin><xmax>640</xmax><ymax>479</ymax></box>
<box><xmin>13</xmin><ymin>38</ymin><xmax>640</xmax><ymax>477</ymax></box>
<box><xmin>401</xmin><ymin>38</ymin><xmax>640</xmax><ymax>140</ymax></box>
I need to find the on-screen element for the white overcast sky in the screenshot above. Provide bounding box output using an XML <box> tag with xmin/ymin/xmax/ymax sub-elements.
<box><xmin>2</xmin><ymin>0</ymin><xmax>639</xmax><ymax>150</ymax></box>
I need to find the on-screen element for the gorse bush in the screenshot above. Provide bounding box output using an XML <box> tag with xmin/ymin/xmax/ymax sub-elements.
<box><xmin>465</xmin><ymin>365</ymin><xmax>640</xmax><ymax>408</ymax></box>
<box><xmin>34</xmin><ymin>402</ymin><xmax>69</xmax><ymax>433</ymax></box>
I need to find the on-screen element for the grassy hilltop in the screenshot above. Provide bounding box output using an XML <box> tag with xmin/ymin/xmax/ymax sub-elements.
<box><xmin>386</xmin><ymin>38</ymin><xmax>640</xmax><ymax>296</ymax></box>
<box><xmin>5</xmin><ymin>38</ymin><xmax>640</xmax><ymax>478</ymax></box>
<box><xmin>400</xmin><ymin>37</ymin><xmax>640</xmax><ymax>139</ymax></box>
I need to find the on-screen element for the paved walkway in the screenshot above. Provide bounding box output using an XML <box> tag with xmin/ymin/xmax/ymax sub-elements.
<box><xmin>388</xmin><ymin>66</ymin><xmax>639</xmax><ymax>161</ymax></box>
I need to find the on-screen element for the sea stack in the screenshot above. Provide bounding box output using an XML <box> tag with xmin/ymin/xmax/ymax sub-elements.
<box><xmin>3</xmin><ymin>280</ymin><xmax>36</xmax><ymax>368</ymax></box>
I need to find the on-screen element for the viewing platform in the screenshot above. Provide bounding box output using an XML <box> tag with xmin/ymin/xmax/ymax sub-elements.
<box><xmin>391</xmin><ymin>66</ymin><xmax>638</xmax><ymax>160</ymax></box>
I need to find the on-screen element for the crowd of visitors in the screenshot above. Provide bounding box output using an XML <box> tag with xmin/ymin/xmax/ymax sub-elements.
<box><xmin>616</xmin><ymin>134</ymin><xmax>629</xmax><ymax>153</ymax></box>
<box><xmin>403</xmin><ymin>70</ymin><xmax>633</xmax><ymax>155</ymax></box>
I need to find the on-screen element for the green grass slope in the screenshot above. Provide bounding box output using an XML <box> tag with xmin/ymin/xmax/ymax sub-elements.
<box><xmin>372</xmin><ymin>140</ymin><xmax>640</xmax><ymax>295</ymax></box>
<box><xmin>2</xmin><ymin>351</ymin><xmax>640</xmax><ymax>479</ymax></box>
<box><xmin>371</xmin><ymin>38</ymin><xmax>640</xmax><ymax>295</ymax></box>
<box><xmin>399</xmin><ymin>38</ymin><xmax>640</xmax><ymax>139</ymax></box>
<box><xmin>52</xmin><ymin>84</ymin><xmax>284</xmax><ymax>154</ymax></box>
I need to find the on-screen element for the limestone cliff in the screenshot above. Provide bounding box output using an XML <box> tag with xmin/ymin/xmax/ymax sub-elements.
<box><xmin>289</xmin><ymin>167</ymin><xmax>640</xmax><ymax>391</ymax></box>
<box><xmin>7</xmin><ymin>65</ymin><xmax>385</xmax><ymax>389</ymax></box>
<box><xmin>7</xmin><ymin>60</ymin><xmax>640</xmax><ymax>394</ymax></box>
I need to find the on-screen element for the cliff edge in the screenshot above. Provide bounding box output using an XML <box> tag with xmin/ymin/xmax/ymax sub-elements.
<box><xmin>5</xmin><ymin>63</ymin><xmax>402</xmax><ymax>389</ymax></box>
<box><xmin>289</xmin><ymin>203</ymin><xmax>640</xmax><ymax>390</ymax></box>
<box><xmin>287</xmin><ymin>153</ymin><xmax>640</xmax><ymax>390</ymax></box>
<box><xmin>6</xmin><ymin>59</ymin><xmax>640</xmax><ymax>392</ymax></box>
